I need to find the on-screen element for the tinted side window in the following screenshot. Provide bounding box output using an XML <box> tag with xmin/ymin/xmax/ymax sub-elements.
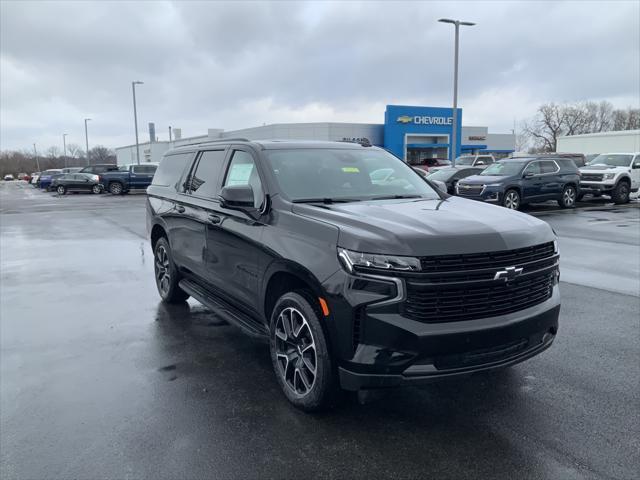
<box><xmin>540</xmin><ymin>160</ymin><xmax>559</xmax><ymax>174</ymax></box>
<box><xmin>188</xmin><ymin>150</ymin><xmax>227</xmax><ymax>198</ymax></box>
<box><xmin>152</xmin><ymin>153</ymin><xmax>193</xmax><ymax>187</ymax></box>
<box><xmin>133</xmin><ymin>165</ymin><xmax>157</xmax><ymax>174</ymax></box>
<box><xmin>523</xmin><ymin>162</ymin><xmax>541</xmax><ymax>175</ymax></box>
<box><xmin>224</xmin><ymin>150</ymin><xmax>263</xmax><ymax>208</ymax></box>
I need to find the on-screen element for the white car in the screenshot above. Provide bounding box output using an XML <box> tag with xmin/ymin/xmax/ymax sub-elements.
<box><xmin>3</xmin><ymin>174</ymin><xmax>14</xmax><ymax>181</ymax></box>
<box><xmin>431</xmin><ymin>154</ymin><xmax>495</xmax><ymax>172</ymax></box>
<box><xmin>579</xmin><ymin>152</ymin><xmax>640</xmax><ymax>204</ymax></box>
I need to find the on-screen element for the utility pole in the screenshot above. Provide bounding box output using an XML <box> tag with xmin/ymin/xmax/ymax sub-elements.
<box><xmin>438</xmin><ymin>18</ymin><xmax>475</xmax><ymax>166</ymax></box>
<box><xmin>132</xmin><ymin>81</ymin><xmax>144</xmax><ymax>165</ymax></box>
<box><xmin>62</xmin><ymin>133</ymin><xmax>68</xmax><ymax>168</ymax></box>
<box><xmin>84</xmin><ymin>118</ymin><xmax>92</xmax><ymax>165</ymax></box>
<box><xmin>33</xmin><ymin>143</ymin><xmax>41</xmax><ymax>171</ymax></box>
<box><xmin>169</xmin><ymin>126</ymin><xmax>172</xmax><ymax>142</ymax></box>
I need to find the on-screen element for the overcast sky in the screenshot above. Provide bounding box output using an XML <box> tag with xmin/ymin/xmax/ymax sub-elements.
<box><xmin>1</xmin><ymin>0</ymin><xmax>639</xmax><ymax>152</ymax></box>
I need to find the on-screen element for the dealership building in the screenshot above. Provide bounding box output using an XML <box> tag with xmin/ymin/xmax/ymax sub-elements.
<box><xmin>116</xmin><ymin>105</ymin><xmax>515</xmax><ymax>165</ymax></box>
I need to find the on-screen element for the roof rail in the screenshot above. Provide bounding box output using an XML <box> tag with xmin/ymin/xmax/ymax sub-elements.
<box><xmin>173</xmin><ymin>137</ymin><xmax>251</xmax><ymax>148</ymax></box>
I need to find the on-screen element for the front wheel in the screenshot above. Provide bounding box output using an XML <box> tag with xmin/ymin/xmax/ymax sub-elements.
<box><xmin>270</xmin><ymin>291</ymin><xmax>338</xmax><ymax>412</ymax></box>
<box><xmin>503</xmin><ymin>189</ymin><xmax>521</xmax><ymax>210</ymax></box>
<box><xmin>109</xmin><ymin>182</ymin><xmax>123</xmax><ymax>195</ymax></box>
<box><xmin>153</xmin><ymin>237</ymin><xmax>189</xmax><ymax>303</ymax></box>
<box><xmin>56</xmin><ymin>185</ymin><xmax>66</xmax><ymax>195</ymax></box>
<box><xmin>558</xmin><ymin>185</ymin><xmax>577</xmax><ymax>208</ymax></box>
<box><xmin>612</xmin><ymin>181</ymin><xmax>630</xmax><ymax>204</ymax></box>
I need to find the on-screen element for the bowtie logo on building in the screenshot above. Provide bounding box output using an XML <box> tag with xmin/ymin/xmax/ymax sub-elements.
<box><xmin>396</xmin><ymin>115</ymin><xmax>413</xmax><ymax>124</ymax></box>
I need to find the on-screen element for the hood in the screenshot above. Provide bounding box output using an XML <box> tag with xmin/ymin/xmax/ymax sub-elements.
<box><xmin>580</xmin><ymin>165</ymin><xmax>626</xmax><ymax>172</ymax></box>
<box><xmin>292</xmin><ymin>196</ymin><xmax>554</xmax><ymax>256</ymax></box>
<box><xmin>457</xmin><ymin>175</ymin><xmax>511</xmax><ymax>185</ymax></box>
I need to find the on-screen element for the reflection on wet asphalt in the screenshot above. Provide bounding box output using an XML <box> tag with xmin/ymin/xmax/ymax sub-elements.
<box><xmin>1</xmin><ymin>182</ymin><xmax>639</xmax><ymax>479</ymax></box>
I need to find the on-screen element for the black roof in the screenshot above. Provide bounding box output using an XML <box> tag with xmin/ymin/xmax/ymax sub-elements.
<box><xmin>167</xmin><ymin>139</ymin><xmax>372</xmax><ymax>155</ymax></box>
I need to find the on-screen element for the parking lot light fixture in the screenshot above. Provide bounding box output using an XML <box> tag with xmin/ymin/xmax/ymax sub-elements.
<box><xmin>438</xmin><ymin>18</ymin><xmax>475</xmax><ymax>166</ymax></box>
<box><xmin>132</xmin><ymin>81</ymin><xmax>144</xmax><ymax>165</ymax></box>
<box><xmin>84</xmin><ymin>118</ymin><xmax>92</xmax><ymax>165</ymax></box>
<box><xmin>62</xmin><ymin>133</ymin><xmax>68</xmax><ymax>168</ymax></box>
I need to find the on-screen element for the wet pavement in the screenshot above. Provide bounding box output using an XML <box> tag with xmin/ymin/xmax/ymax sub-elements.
<box><xmin>1</xmin><ymin>181</ymin><xmax>639</xmax><ymax>479</ymax></box>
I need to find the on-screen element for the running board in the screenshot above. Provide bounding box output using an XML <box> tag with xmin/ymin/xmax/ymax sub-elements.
<box><xmin>178</xmin><ymin>279</ymin><xmax>268</xmax><ymax>340</ymax></box>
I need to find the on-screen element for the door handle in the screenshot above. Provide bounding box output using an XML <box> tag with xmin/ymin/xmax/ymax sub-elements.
<box><xmin>208</xmin><ymin>214</ymin><xmax>221</xmax><ymax>225</ymax></box>
<box><xmin>176</xmin><ymin>205</ymin><xmax>185</xmax><ymax>213</ymax></box>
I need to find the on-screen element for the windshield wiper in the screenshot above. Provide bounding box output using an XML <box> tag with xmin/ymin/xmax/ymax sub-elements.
<box><xmin>370</xmin><ymin>194</ymin><xmax>423</xmax><ymax>200</ymax></box>
<box><xmin>292</xmin><ymin>197</ymin><xmax>361</xmax><ymax>204</ymax></box>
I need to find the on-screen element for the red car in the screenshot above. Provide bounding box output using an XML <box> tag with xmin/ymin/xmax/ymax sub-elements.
<box><xmin>411</xmin><ymin>158</ymin><xmax>452</xmax><ymax>173</ymax></box>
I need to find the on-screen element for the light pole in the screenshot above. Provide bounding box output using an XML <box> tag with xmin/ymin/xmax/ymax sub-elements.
<box><xmin>84</xmin><ymin>118</ymin><xmax>91</xmax><ymax>165</ymax></box>
<box><xmin>438</xmin><ymin>18</ymin><xmax>475</xmax><ymax>166</ymax></box>
<box><xmin>33</xmin><ymin>143</ymin><xmax>41</xmax><ymax>172</ymax></box>
<box><xmin>169</xmin><ymin>126</ymin><xmax>172</xmax><ymax>142</ymax></box>
<box><xmin>62</xmin><ymin>133</ymin><xmax>68</xmax><ymax>168</ymax></box>
<box><xmin>131</xmin><ymin>81</ymin><xmax>144</xmax><ymax>165</ymax></box>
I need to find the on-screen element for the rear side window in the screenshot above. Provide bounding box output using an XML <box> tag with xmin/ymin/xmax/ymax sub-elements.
<box><xmin>132</xmin><ymin>165</ymin><xmax>157</xmax><ymax>174</ymax></box>
<box><xmin>152</xmin><ymin>153</ymin><xmax>193</xmax><ymax>187</ymax></box>
<box><xmin>540</xmin><ymin>160</ymin><xmax>559</xmax><ymax>174</ymax></box>
<box><xmin>187</xmin><ymin>150</ymin><xmax>227</xmax><ymax>198</ymax></box>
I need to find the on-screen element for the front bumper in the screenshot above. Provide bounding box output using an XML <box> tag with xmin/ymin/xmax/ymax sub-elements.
<box><xmin>579</xmin><ymin>181</ymin><xmax>615</xmax><ymax>194</ymax></box>
<box><xmin>323</xmin><ymin>268</ymin><xmax>560</xmax><ymax>391</ymax></box>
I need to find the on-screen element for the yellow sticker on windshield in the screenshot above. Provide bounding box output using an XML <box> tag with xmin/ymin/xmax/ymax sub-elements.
<box><xmin>342</xmin><ymin>167</ymin><xmax>360</xmax><ymax>173</ymax></box>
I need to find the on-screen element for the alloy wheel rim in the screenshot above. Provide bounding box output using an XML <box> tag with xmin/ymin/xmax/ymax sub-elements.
<box><xmin>93</xmin><ymin>185</ymin><xmax>100</xmax><ymax>194</ymax></box>
<box><xmin>564</xmin><ymin>188</ymin><xmax>575</xmax><ymax>206</ymax></box>
<box><xmin>274</xmin><ymin>307</ymin><xmax>317</xmax><ymax>396</ymax></box>
<box><xmin>112</xmin><ymin>184</ymin><xmax>121</xmax><ymax>194</ymax></box>
<box><xmin>154</xmin><ymin>246</ymin><xmax>171</xmax><ymax>295</ymax></box>
<box><xmin>620</xmin><ymin>185</ymin><xmax>629</xmax><ymax>198</ymax></box>
<box><xmin>505</xmin><ymin>192</ymin><xmax>519</xmax><ymax>209</ymax></box>
<box><xmin>57</xmin><ymin>186</ymin><xmax>64</xmax><ymax>194</ymax></box>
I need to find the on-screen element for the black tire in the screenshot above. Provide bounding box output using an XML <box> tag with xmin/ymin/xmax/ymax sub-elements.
<box><xmin>56</xmin><ymin>185</ymin><xmax>66</xmax><ymax>195</ymax></box>
<box><xmin>153</xmin><ymin>237</ymin><xmax>189</xmax><ymax>303</ymax></box>
<box><xmin>612</xmin><ymin>180</ymin><xmax>630</xmax><ymax>204</ymax></box>
<box><xmin>502</xmin><ymin>189</ymin><xmax>521</xmax><ymax>210</ymax></box>
<box><xmin>269</xmin><ymin>291</ymin><xmax>338</xmax><ymax>412</ymax></box>
<box><xmin>109</xmin><ymin>182</ymin><xmax>123</xmax><ymax>195</ymax></box>
<box><xmin>92</xmin><ymin>184</ymin><xmax>102</xmax><ymax>194</ymax></box>
<box><xmin>558</xmin><ymin>185</ymin><xmax>577</xmax><ymax>208</ymax></box>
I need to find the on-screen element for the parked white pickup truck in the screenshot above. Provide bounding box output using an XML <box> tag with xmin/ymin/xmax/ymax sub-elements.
<box><xmin>579</xmin><ymin>152</ymin><xmax>640</xmax><ymax>204</ymax></box>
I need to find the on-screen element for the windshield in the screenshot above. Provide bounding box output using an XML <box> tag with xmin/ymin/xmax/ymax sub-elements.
<box><xmin>264</xmin><ymin>148</ymin><xmax>441</xmax><ymax>201</ymax></box>
<box><xmin>588</xmin><ymin>154</ymin><xmax>633</xmax><ymax>167</ymax></box>
<box><xmin>480</xmin><ymin>161</ymin><xmax>526</xmax><ymax>176</ymax></box>
<box><xmin>455</xmin><ymin>156</ymin><xmax>475</xmax><ymax>166</ymax></box>
<box><xmin>427</xmin><ymin>168</ymin><xmax>457</xmax><ymax>181</ymax></box>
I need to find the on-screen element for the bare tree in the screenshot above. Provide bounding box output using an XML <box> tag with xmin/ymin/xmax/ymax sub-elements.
<box><xmin>88</xmin><ymin>146</ymin><xmax>115</xmax><ymax>164</ymax></box>
<box><xmin>46</xmin><ymin>146</ymin><xmax>60</xmax><ymax>159</ymax></box>
<box><xmin>66</xmin><ymin>143</ymin><xmax>85</xmax><ymax>159</ymax></box>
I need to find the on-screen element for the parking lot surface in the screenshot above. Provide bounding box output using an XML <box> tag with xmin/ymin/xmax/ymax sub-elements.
<box><xmin>1</xmin><ymin>181</ymin><xmax>639</xmax><ymax>479</ymax></box>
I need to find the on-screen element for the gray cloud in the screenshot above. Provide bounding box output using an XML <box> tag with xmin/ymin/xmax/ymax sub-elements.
<box><xmin>1</xmin><ymin>0</ymin><xmax>638</xmax><ymax>151</ymax></box>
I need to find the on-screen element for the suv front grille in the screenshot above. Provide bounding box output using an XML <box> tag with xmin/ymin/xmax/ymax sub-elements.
<box><xmin>404</xmin><ymin>270</ymin><xmax>555</xmax><ymax>323</ymax></box>
<box><xmin>457</xmin><ymin>184</ymin><xmax>484</xmax><ymax>196</ymax></box>
<box><xmin>419</xmin><ymin>242</ymin><xmax>555</xmax><ymax>272</ymax></box>
<box><xmin>581</xmin><ymin>173</ymin><xmax>603</xmax><ymax>182</ymax></box>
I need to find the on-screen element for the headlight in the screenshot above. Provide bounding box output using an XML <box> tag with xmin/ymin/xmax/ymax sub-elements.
<box><xmin>603</xmin><ymin>173</ymin><xmax>615</xmax><ymax>180</ymax></box>
<box><xmin>338</xmin><ymin>248</ymin><xmax>421</xmax><ymax>273</ymax></box>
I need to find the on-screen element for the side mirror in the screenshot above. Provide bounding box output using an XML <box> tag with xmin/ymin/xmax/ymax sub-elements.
<box><xmin>431</xmin><ymin>179</ymin><xmax>448</xmax><ymax>193</ymax></box>
<box><xmin>633</xmin><ymin>163</ymin><xmax>640</xmax><ymax>169</ymax></box>
<box><xmin>220</xmin><ymin>185</ymin><xmax>255</xmax><ymax>209</ymax></box>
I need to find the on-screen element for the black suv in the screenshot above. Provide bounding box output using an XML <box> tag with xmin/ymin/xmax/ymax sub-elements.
<box><xmin>456</xmin><ymin>158</ymin><xmax>581</xmax><ymax>210</ymax></box>
<box><xmin>147</xmin><ymin>140</ymin><xmax>560</xmax><ymax>411</ymax></box>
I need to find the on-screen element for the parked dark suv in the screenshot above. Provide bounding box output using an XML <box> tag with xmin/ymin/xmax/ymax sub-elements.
<box><xmin>456</xmin><ymin>158</ymin><xmax>580</xmax><ymax>210</ymax></box>
<box><xmin>147</xmin><ymin>140</ymin><xmax>560</xmax><ymax>411</ymax></box>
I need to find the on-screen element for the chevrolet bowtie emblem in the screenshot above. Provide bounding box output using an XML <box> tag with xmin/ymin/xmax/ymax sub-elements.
<box><xmin>494</xmin><ymin>266</ymin><xmax>523</xmax><ymax>281</ymax></box>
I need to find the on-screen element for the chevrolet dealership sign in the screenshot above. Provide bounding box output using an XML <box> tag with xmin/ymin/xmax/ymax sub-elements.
<box><xmin>396</xmin><ymin>115</ymin><xmax>453</xmax><ymax>125</ymax></box>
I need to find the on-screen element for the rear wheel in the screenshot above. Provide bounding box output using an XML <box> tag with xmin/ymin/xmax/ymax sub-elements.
<box><xmin>92</xmin><ymin>184</ymin><xmax>102</xmax><ymax>194</ymax></box>
<box><xmin>109</xmin><ymin>182</ymin><xmax>123</xmax><ymax>195</ymax></box>
<box><xmin>154</xmin><ymin>237</ymin><xmax>189</xmax><ymax>303</ymax></box>
<box><xmin>612</xmin><ymin>180</ymin><xmax>630</xmax><ymax>204</ymax></box>
<box><xmin>503</xmin><ymin>189</ymin><xmax>520</xmax><ymax>210</ymax></box>
<box><xmin>56</xmin><ymin>185</ymin><xmax>66</xmax><ymax>195</ymax></box>
<box><xmin>558</xmin><ymin>185</ymin><xmax>576</xmax><ymax>208</ymax></box>
<box><xmin>270</xmin><ymin>291</ymin><xmax>337</xmax><ymax>411</ymax></box>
